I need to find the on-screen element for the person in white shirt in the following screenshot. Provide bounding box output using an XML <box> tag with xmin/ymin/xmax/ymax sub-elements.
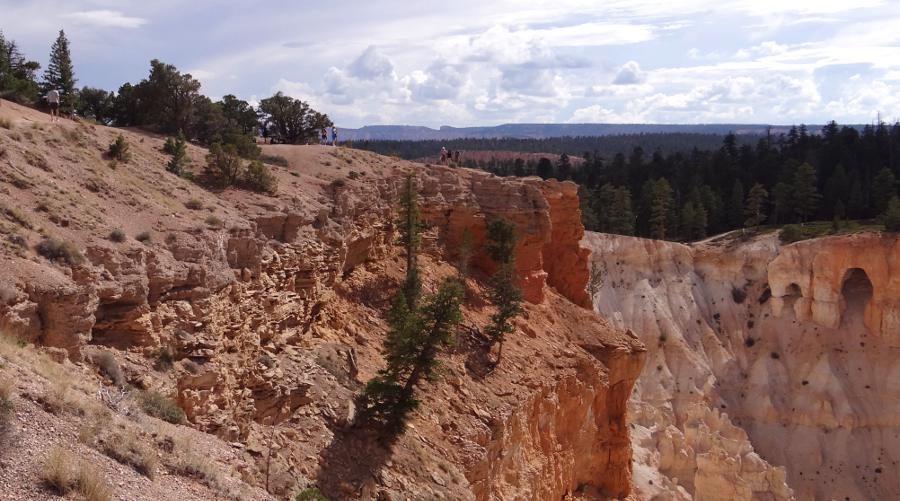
<box><xmin>46</xmin><ymin>89</ymin><xmax>61</xmax><ymax>122</ymax></box>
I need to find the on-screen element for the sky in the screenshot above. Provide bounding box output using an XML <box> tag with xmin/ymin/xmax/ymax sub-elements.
<box><xmin>3</xmin><ymin>0</ymin><xmax>900</xmax><ymax>128</ymax></box>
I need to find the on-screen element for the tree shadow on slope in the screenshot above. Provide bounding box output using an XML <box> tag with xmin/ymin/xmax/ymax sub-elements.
<box><xmin>317</xmin><ymin>422</ymin><xmax>399</xmax><ymax>499</ymax></box>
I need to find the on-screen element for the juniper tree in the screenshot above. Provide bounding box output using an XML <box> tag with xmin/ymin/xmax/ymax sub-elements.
<box><xmin>484</xmin><ymin>218</ymin><xmax>523</xmax><ymax>364</ymax></box>
<box><xmin>42</xmin><ymin>30</ymin><xmax>76</xmax><ymax>113</ymax></box>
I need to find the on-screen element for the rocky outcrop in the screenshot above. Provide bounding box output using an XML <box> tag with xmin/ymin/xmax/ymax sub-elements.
<box><xmin>767</xmin><ymin>233</ymin><xmax>900</xmax><ymax>343</ymax></box>
<box><xmin>584</xmin><ymin>231</ymin><xmax>900</xmax><ymax>501</ymax></box>
<box><xmin>0</xmin><ymin>115</ymin><xmax>641</xmax><ymax>501</ymax></box>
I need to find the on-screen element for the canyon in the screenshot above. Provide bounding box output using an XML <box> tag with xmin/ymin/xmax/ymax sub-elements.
<box><xmin>1</xmin><ymin>98</ymin><xmax>898</xmax><ymax>500</ymax></box>
<box><xmin>0</xmin><ymin>100</ymin><xmax>643</xmax><ymax>500</ymax></box>
<box><xmin>584</xmin><ymin>230</ymin><xmax>900</xmax><ymax>501</ymax></box>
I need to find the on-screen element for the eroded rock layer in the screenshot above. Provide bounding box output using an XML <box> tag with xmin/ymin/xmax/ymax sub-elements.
<box><xmin>584</xmin><ymin>231</ymin><xmax>900</xmax><ymax>501</ymax></box>
<box><xmin>0</xmin><ymin>104</ymin><xmax>643</xmax><ymax>501</ymax></box>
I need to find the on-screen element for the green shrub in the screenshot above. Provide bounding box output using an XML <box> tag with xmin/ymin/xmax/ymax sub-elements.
<box><xmin>153</xmin><ymin>348</ymin><xmax>174</xmax><ymax>372</ymax></box>
<box><xmin>184</xmin><ymin>198</ymin><xmax>203</xmax><ymax>210</ymax></box>
<box><xmin>261</xmin><ymin>154</ymin><xmax>289</xmax><ymax>167</ymax></box>
<box><xmin>107</xmin><ymin>135</ymin><xmax>131</xmax><ymax>162</ymax></box>
<box><xmin>36</xmin><ymin>238</ymin><xmax>84</xmax><ymax>265</ymax></box>
<box><xmin>205</xmin><ymin>142</ymin><xmax>242</xmax><ymax>186</ymax></box>
<box><xmin>881</xmin><ymin>195</ymin><xmax>900</xmax><ymax>232</ymax></box>
<box><xmin>135</xmin><ymin>232</ymin><xmax>152</xmax><ymax>244</ymax></box>
<box><xmin>731</xmin><ymin>287</ymin><xmax>747</xmax><ymax>304</ymax></box>
<box><xmin>137</xmin><ymin>391</ymin><xmax>185</xmax><ymax>424</ymax></box>
<box><xmin>296</xmin><ymin>488</ymin><xmax>329</xmax><ymax>501</ymax></box>
<box><xmin>244</xmin><ymin>160</ymin><xmax>277</xmax><ymax>193</ymax></box>
<box><xmin>108</xmin><ymin>228</ymin><xmax>126</xmax><ymax>242</ymax></box>
<box><xmin>223</xmin><ymin>132</ymin><xmax>261</xmax><ymax>160</ymax></box>
<box><xmin>779</xmin><ymin>224</ymin><xmax>803</xmax><ymax>244</ymax></box>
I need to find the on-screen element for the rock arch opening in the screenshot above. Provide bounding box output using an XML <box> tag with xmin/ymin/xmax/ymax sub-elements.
<box><xmin>783</xmin><ymin>283</ymin><xmax>802</xmax><ymax>309</ymax></box>
<box><xmin>840</xmin><ymin>268</ymin><xmax>873</xmax><ymax>325</ymax></box>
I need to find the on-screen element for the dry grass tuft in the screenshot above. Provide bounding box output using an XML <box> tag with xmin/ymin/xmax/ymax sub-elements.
<box><xmin>0</xmin><ymin>117</ymin><xmax>12</xmax><ymax>129</ymax></box>
<box><xmin>41</xmin><ymin>446</ymin><xmax>113</xmax><ymax>501</ymax></box>
<box><xmin>101</xmin><ymin>428</ymin><xmax>157</xmax><ymax>478</ymax></box>
<box><xmin>0</xmin><ymin>377</ymin><xmax>12</xmax><ymax>400</ymax></box>
<box><xmin>42</xmin><ymin>446</ymin><xmax>75</xmax><ymax>494</ymax></box>
<box><xmin>0</xmin><ymin>372</ymin><xmax>14</xmax><ymax>453</ymax></box>
<box><xmin>36</xmin><ymin>237</ymin><xmax>84</xmax><ymax>265</ymax></box>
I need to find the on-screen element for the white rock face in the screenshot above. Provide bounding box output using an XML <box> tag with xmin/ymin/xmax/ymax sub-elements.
<box><xmin>583</xmin><ymin>231</ymin><xmax>900</xmax><ymax>501</ymax></box>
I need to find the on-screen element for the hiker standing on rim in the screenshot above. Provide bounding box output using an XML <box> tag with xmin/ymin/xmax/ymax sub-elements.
<box><xmin>331</xmin><ymin>126</ymin><xmax>338</xmax><ymax>146</ymax></box>
<box><xmin>440</xmin><ymin>146</ymin><xmax>448</xmax><ymax>164</ymax></box>
<box><xmin>46</xmin><ymin>89</ymin><xmax>61</xmax><ymax>122</ymax></box>
<box><xmin>320</xmin><ymin>127</ymin><xmax>328</xmax><ymax>145</ymax></box>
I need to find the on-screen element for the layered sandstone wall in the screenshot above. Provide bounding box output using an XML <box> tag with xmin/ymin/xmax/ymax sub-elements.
<box><xmin>584</xmin><ymin>231</ymin><xmax>900</xmax><ymax>501</ymax></box>
<box><xmin>0</xmin><ymin>113</ymin><xmax>641</xmax><ymax>501</ymax></box>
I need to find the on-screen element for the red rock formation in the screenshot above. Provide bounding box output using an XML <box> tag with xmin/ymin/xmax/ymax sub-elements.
<box><xmin>0</xmin><ymin>116</ymin><xmax>642</xmax><ymax>500</ymax></box>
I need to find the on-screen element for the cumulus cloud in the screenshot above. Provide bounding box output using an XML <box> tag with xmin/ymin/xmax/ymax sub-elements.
<box><xmin>612</xmin><ymin>61</ymin><xmax>645</xmax><ymax>85</ymax></box>
<box><xmin>348</xmin><ymin>45</ymin><xmax>395</xmax><ymax>80</ymax></box>
<box><xmin>62</xmin><ymin>10</ymin><xmax>147</xmax><ymax>28</ymax></box>
<box><xmin>460</xmin><ymin>25</ymin><xmax>589</xmax><ymax>68</ymax></box>
<box><xmin>409</xmin><ymin>60</ymin><xmax>469</xmax><ymax>101</ymax></box>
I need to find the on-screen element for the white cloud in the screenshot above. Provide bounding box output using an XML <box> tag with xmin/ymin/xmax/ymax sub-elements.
<box><xmin>347</xmin><ymin>45</ymin><xmax>395</xmax><ymax>80</ymax></box>
<box><xmin>612</xmin><ymin>61</ymin><xmax>645</xmax><ymax>85</ymax></box>
<box><xmin>62</xmin><ymin>10</ymin><xmax>147</xmax><ymax>28</ymax></box>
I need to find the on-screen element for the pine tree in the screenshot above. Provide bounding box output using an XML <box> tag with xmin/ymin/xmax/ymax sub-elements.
<box><xmin>0</xmin><ymin>31</ymin><xmax>41</xmax><ymax>103</ymax></box>
<box><xmin>165</xmin><ymin>132</ymin><xmax>189</xmax><ymax>176</ymax></box>
<box><xmin>882</xmin><ymin>196</ymin><xmax>900</xmax><ymax>231</ymax></box>
<box><xmin>649</xmin><ymin>179</ymin><xmax>673</xmax><ymax>240</ymax></box>
<box><xmin>791</xmin><ymin>163</ymin><xmax>821</xmax><ymax>223</ymax></box>
<box><xmin>578</xmin><ymin>185</ymin><xmax>599</xmax><ymax>231</ymax></box>
<box><xmin>680</xmin><ymin>200</ymin><xmax>707</xmax><ymax>241</ymax></box>
<box><xmin>397</xmin><ymin>175</ymin><xmax>422</xmax><ymax>308</ymax></box>
<box><xmin>484</xmin><ymin>218</ymin><xmax>523</xmax><ymax>364</ymax></box>
<box><xmin>455</xmin><ymin>226</ymin><xmax>474</xmax><ymax>290</ymax></box>
<box><xmin>536</xmin><ymin>157</ymin><xmax>553</xmax><ymax>179</ymax></box>
<box><xmin>872</xmin><ymin>167</ymin><xmax>897</xmax><ymax>215</ymax></box>
<box><xmin>358</xmin><ymin>178</ymin><xmax>462</xmax><ymax>431</ymax></box>
<box><xmin>728</xmin><ymin>179</ymin><xmax>745</xmax><ymax>228</ymax></box>
<box><xmin>609</xmin><ymin>186</ymin><xmax>635</xmax><ymax>236</ymax></box>
<box><xmin>43</xmin><ymin>30</ymin><xmax>76</xmax><ymax>114</ymax></box>
<box><xmin>359</xmin><ymin>279</ymin><xmax>462</xmax><ymax>431</ymax></box>
<box><xmin>847</xmin><ymin>176</ymin><xmax>865</xmax><ymax>219</ymax></box>
<box><xmin>744</xmin><ymin>183</ymin><xmax>769</xmax><ymax>228</ymax></box>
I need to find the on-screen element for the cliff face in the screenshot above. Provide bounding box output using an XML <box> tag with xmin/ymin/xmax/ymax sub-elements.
<box><xmin>584</xmin><ymin>231</ymin><xmax>900</xmax><ymax>501</ymax></box>
<box><xmin>0</xmin><ymin>102</ymin><xmax>643</xmax><ymax>500</ymax></box>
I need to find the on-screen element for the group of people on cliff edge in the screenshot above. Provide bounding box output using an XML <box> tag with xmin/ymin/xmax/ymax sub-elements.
<box><xmin>320</xmin><ymin>126</ymin><xmax>338</xmax><ymax>146</ymax></box>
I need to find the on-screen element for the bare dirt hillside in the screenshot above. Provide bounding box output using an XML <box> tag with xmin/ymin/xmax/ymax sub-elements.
<box><xmin>0</xmin><ymin>99</ymin><xmax>644</xmax><ymax>500</ymax></box>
